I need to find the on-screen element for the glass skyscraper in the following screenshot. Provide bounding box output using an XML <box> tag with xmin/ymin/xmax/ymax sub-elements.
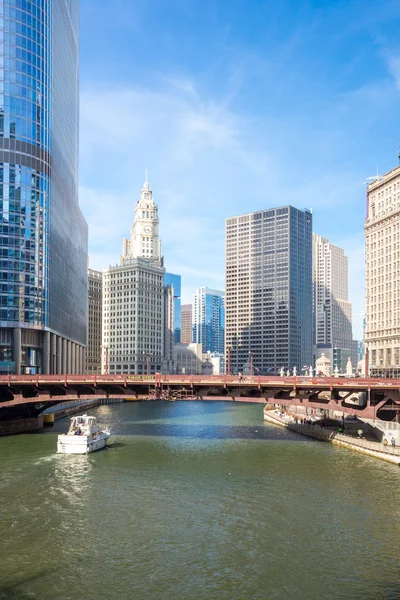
<box><xmin>192</xmin><ymin>287</ymin><xmax>224</xmax><ymax>355</ymax></box>
<box><xmin>225</xmin><ymin>206</ymin><xmax>312</xmax><ymax>375</ymax></box>
<box><xmin>0</xmin><ymin>0</ymin><xmax>88</xmax><ymax>374</ymax></box>
<box><xmin>164</xmin><ymin>272</ymin><xmax>181</xmax><ymax>344</ymax></box>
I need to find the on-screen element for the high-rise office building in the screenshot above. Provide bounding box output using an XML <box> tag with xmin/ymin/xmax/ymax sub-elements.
<box><xmin>163</xmin><ymin>283</ymin><xmax>175</xmax><ymax>372</ymax></box>
<box><xmin>164</xmin><ymin>272</ymin><xmax>181</xmax><ymax>343</ymax></box>
<box><xmin>0</xmin><ymin>0</ymin><xmax>88</xmax><ymax>374</ymax></box>
<box><xmin>225</xmin><ymin>206</ymin><xmax>312</xmax><ymax>375</ymax></box>
<box><xmin>180</xmin><ymin>304</ymin><xmax>192</xmax><ymax>344</ymax></box>
<box><xmin>365</xmin><ymin>164</ymin><xmax>400</xmax><ymax>376</ymax></box>
<box><xmin>192</xmin><ymin>287</ymin><xmax>224</xmax><ymax>355</ymax></box>
<box><xmin>102</xmin><ymin>176</ymin><xmax>172</xmax><ymax>375</ymax></box>
<box><xmin>312</xmin><ymin>234</ymin><xmax>358</xmax><ymax>372</ymax></box>
<box><xmin>87</xmin><ymin>269</ymin><xmax>102</xmax><ymax>374</ymax></box>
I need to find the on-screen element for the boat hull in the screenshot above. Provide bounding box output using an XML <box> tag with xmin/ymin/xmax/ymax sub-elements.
<box><xmin>57</xmin><ymin>432</ymin><xmax>110</xmax><ymax>454</ymax></box>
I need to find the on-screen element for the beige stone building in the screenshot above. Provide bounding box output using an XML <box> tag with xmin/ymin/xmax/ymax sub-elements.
<box><xmin>312</xmin><ymin>233</ymin><xmax>358</xmax><ymax>372</ymax></box>
<box><xmin>174</xmin><ymin>342</ymin><xmax>213</xmax><ymax>375</ymax></box>
<box><xmin>87</xmin><ymin>268</ymin><xmax>102</xmax><ymax>374</ymax></box>
<box><xmin>180</xmin><ymin>304</ymin><xmax>192</xmax><ymax>344</ymax></box>
<box><xmin>365</xmin><ymin>164</ymin><xmax>400</xmax><ymax>376</ymax></box>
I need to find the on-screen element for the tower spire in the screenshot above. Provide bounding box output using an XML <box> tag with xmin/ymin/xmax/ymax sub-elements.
<box><xmin>143</xmin><ymin>169</ymin><xmax>149</xmax><ymax>191</ymax></box>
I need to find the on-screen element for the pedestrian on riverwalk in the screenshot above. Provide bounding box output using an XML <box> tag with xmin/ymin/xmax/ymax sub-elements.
<box><xmin>391</xmin><ymin>437</ymin><xmax>396</xmax><ymax>448</ymax></box>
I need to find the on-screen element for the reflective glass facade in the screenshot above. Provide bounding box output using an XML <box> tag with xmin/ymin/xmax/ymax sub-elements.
<box><xmin>193</xmin><ymin>287</ymin><xmax>225</xmax><ymax>355</ymax></box>
<box><xmin>164</xmin><ymin>272</ymin><xmax>181</xmax><ymax>343</ymax></box>
<box><xmin>0</xmin><ymin>0</ymin><xmax>88</xmax><ymax>373</ymax></box>
<box><xmin>225</xmin><ymin>206</ymin><xmax>312</xmax><ymax>375</ymax></box>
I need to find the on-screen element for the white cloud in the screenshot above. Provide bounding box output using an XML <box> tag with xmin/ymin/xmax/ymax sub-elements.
<box><xmin>79</xmin><ymin>77</ymin><xmax>269</xmax><ymax>298</ymax></box>
<box><xmin>79</xmin><ymin>75</ymin><xmax>370</xmax><ymax>307</ymax></box>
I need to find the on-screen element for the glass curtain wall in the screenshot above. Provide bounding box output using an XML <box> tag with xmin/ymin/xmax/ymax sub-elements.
<box><xmin>0</xmin><ymin>0</ymin><xmax>88</xmax><ymax>373</ymax></box>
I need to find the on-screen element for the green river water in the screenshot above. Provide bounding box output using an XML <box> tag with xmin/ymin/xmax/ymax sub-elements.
<box><xmin>1</xmin><ymin>401</ymin><xmax>400</xmax><ymax>600</ymax></box>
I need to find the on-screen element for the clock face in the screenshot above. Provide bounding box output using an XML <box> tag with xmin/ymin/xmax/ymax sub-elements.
<box><xmin>144</xmin><ymin>225</ymin><xmax>152</xmax><ymax>234</ymax></box>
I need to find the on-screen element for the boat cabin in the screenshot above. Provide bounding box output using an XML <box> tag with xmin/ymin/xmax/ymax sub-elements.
<box><xmin>67</xmin><ymin>414</ymin><xmax>96</xmax><ymax>436</ymax></box>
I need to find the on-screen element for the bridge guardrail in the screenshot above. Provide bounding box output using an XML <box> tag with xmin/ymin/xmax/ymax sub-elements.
<box><xmin>0</xmin><ymin>373</ymin><xmax>399</xmax><ymax>393</ymax></box>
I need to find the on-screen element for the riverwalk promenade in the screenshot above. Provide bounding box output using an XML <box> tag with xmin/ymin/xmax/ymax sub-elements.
<box><xmin>264</xmin><ymin>408</ymin><xmax>400</xmax><ymax>465</ymax></box>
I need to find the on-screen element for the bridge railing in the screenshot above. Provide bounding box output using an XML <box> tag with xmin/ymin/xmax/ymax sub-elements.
<box><xmin>287</xmin><ymin>421</ymin><xmax>400</xmax><ymax>456</ymax></box>
<box><xmin>0</xmin><ymin>373</ymin><xmax>399</xmax><ymax>391</ymax></box>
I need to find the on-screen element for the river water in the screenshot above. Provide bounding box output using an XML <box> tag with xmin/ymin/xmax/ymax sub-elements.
<box><xmin>1</xmin><ymin>401</ymin><xmax>400</xmax><ymax>600</ymax></box>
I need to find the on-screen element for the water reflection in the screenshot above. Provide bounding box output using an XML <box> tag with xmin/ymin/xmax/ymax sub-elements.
<box><xmin>2</xmin><ymin>402</ymin><xmax>400</xmax><ymax>600</ymax></box>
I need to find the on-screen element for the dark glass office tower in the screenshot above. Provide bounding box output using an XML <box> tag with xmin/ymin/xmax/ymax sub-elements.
<box><xmin>225</xmin><ymin>206</ymin><xmax>312</xmax><ymax>375</ymax></box>
<box><xmin>0</xmin><ymin>0</ymin><xmax>88</xmax><ymax>374</ymax></box>
<box><xmin>164</xmin><ymin>272</ymin><xmax>181</xmax><ymax>343</ymax></box>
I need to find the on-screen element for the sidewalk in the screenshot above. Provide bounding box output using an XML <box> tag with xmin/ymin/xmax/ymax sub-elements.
<box><xmin>264</xmin><ymin>409</ymin><xmax>400</xmax><ymax>465</ymax></box>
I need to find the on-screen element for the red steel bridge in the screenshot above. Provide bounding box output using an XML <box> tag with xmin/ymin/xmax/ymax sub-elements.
<box><xmin>1</xmin><ymin>373</ymin><xmax>400</xmax><ymax>432</ymax></box>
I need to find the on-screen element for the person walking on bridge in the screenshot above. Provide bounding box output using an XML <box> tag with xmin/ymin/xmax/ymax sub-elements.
<box><xmin>391</xmin><ymin>437</ymin><xmax>396</xmax><ymax>448</ymax></box>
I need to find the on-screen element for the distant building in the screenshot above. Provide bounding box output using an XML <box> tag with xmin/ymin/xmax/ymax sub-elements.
<box><xmin>164</xmin><ymin>273</ymin><xmax>181</xmax><ymax>343</ymax></box>
<box><xmin>312</xmin><ymin>233</ymin><xmax>358</xmax><ymax>373</ymax></box>
<box><xmin>192</xmin><ymin>287</ymin><xmax>224</xmax><ymax>355</ymax></box>
<box><xmin>174</xmin><ymin>343</ymin><xmax>213</xmax><ymax>375</ymax></box>
<box><xmin>353</xmin><ymin>311</ymin><xmax>366</xmax><ymax>361</ymax></box>
<box><xmin>225</xmin><ymin>206</ymin><xmax>312</xmax><ymax>375</ymax></box>
<box><xmin>365</xmin><ymin>164</ymin><xmax>400</xmax><ymax>376</ymax></box>
<box><xmin>102</xmin><ymin>175</ymin><xmax>166</xmax><ymax>375</ymax></box>
<box><xmin>209</xmin><ymin>353</ymin><xmax>225</xmax><ymax>375</ymax></box>
<box><xmin>180</xmin><ymin>304</ymin><xmax>193</xmax><ymax>344</ymax></box>
<box><xmin>163</xmin><ymin>283</ymin><xmax>175</xmax><ymax>373</ymax></box>
<box><xmin>87</xmin><ymin>269</ymin><xmax>102</xmax><ymax>374</ymax></box>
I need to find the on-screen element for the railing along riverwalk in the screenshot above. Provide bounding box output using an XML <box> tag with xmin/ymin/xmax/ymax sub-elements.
<box><xmin>286</xmin><ymin>421</ymin><xmax>400</xmax><ymax>457</ymax></box>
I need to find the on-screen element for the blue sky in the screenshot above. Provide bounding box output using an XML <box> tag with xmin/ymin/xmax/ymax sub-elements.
<box><xmin>79</xmin><ymin>0</ymin><xmax>400</xmax><ymax>317</ymax></box>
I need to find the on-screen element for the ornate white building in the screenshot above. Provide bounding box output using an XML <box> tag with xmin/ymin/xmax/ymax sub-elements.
<box><xmin>102</xmin><ymin>175</ymin><xmax>174</xmax><ymax>375</ymax></box>
<box><xmin>365</xmin><ymin>164</ymin><xmax>400</xmax><ymax>377</ymax></box>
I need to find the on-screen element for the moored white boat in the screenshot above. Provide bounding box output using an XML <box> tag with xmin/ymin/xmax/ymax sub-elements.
<box><xmin>57</xmin><ymin>414</ymin><xmax>111</xmax><ymax>454</ymax></box>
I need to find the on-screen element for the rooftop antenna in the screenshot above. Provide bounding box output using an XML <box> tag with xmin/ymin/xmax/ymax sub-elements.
<box><xmin>365</xmin><ymin>163</ymin><xmax>382</xmax><ymax>185</ymax></box>
<box><xmin>398</xmin><ymin>144</ymin><xmax>400</xmax><ymax>165</ymax></box>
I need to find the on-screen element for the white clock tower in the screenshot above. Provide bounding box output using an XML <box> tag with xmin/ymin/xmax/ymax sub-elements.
<box><xmin>121</xmin><ymin>172</ymin><xmax>162</xmax><ymax>264</ymax></box>
<box><xmin>103</xmin><ymin>172</ymin><xmax>174</xmax><ymax>376</ymax></box>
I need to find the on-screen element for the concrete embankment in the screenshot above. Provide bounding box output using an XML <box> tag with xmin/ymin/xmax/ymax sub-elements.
<box><xmin>264</xmin><ymin>409</ymin><xmax>400</xmax><ymax>465</ymax></box>
<box><xmin>0</xmin><ymin>415</ymin><xmax>44</xmax><ymax>436</ymax></box>
<box><xmin>42</xmin><ymin>398</ymin><xmax>102</xmax><ymax>424</ymax></box>
<box><xmin>42</xmin><ymin>397</ymin><xmax>125</xmax><ymax>424</ymax></box>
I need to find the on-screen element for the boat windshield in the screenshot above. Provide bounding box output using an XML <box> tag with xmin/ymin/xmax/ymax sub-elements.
<box><xmin>68</xmin><ymin>415</ymin><xmax>96</xmax><ymax>433</ymax></box>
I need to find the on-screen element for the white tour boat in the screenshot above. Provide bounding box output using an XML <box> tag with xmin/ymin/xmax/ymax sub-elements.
<box><xmin>57</xmin><ymin>414</ymin><xmax>111</xmax><ymax>454</ymax></box>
